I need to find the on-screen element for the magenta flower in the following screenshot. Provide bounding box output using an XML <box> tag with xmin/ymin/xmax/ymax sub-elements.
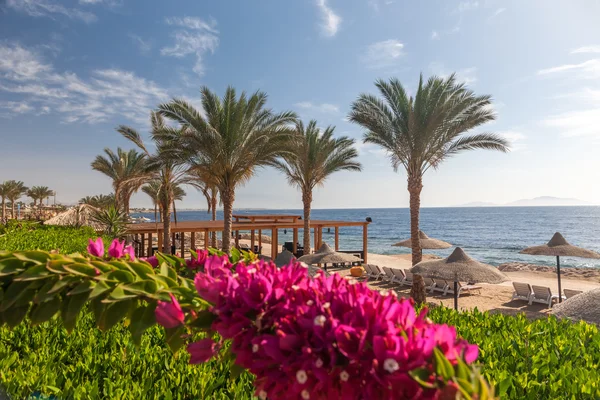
<box><xmin>155</xmin><ymin>293</ymin><xmax>185</xmax><ymax>329</ymax></box>
<box><xmin>107</xmin><ymin>239</ymin><xmax>126</xmax><ymax>258</ymax></box>
<box><xmin>187</xmin><ymin>338</ymin><xmax>219</xmax><ymax>364</ymax></box>
<box><xmin>186</xmin><ymin>249</ymin><xmax>209</xmax><ymax>270</ymax></box>
<box><xmin>87</xmin><ymin>238</ymin><xmax>104</xmax><ymax>257</ymax></box>
<box><xmin>124</xmin><ymin>245</ymin><xmax>135</xmax><ymax>260</ymax></box>
<box><xmin>141</xmin><ymin>256</ymin><xmax>159</xmax><ymax>267</ymax></box>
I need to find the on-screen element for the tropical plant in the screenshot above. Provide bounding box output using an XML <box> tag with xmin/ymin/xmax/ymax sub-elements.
<box><xmin>0</xmin><ymin>181</ymin><xmax>11</xmax><ymax>220</ymax></box>
<box><xmin>79</xmin><ymin>193</ymin><xmax>116</xmax><ymax>209</ymax></box>
<box><xmin>348</xmin><ymin>75</ymin><xmax>509</xmax><ymax>303</ymax></box>
<box><xmin>27</xmin><ymin>186</ymin><xmax>54</xmax><ymax>207</ymax></box>
<box><xmin>158</xmin><ymin>86</ymin><xmax>298</xmax><ymax>252</ymax></box>
<box><xmin>90</xmin><ymin>148</ymin><xmax>148</xmax><ymax>215</ymax></box>
<box><xmin>91</xmin><ymin>205</ymin><xmax>129</xmax><ymax>238</ymax></box>
<box><xmin>4</xmin><ymin>180</ymin><xmax>28</xmax><ymax>219</ymax></box>
<box><xmin>273</xmin><ymin>120</ymin><xmax>361</xmax><ymax>253</ymax></box>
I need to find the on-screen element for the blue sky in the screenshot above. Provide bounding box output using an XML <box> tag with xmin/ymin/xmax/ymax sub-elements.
<box><xmin>1</xmin><ymin>0</ymin><xmax>599</xmax><ymax>209</ymax></box>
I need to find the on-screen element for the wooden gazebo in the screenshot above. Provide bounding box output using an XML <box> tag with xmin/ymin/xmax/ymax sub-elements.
<box><xmin>126</xmin><ymin>214</ymin><xmax>370</xmax><ymax>263</ymax></box>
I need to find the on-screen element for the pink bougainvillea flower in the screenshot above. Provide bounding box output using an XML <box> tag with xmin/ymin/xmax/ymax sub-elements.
<box><xmin>124</xmin><ymin>245</ymin><xmax>135</xmax><ymax>261</ymax></box>
<box><xmin>87</xmin><ymin>238</ymin><xmax>104</xmax><ymax>257</ymax></box>
<box><xmin>107</xmin><ymin>239</ymin><xmax>126</xmax><ymax>258</ymax></box>
<box><xmin>186</xmin><ymin>249</ymin><xmax>208</xmax><ymax>270</ymax></box>
<box><xmin>187</xmin><ymin>338</ymin><xmax>220</xmax><ymax>364</ymax></box>
<box><xmin>155</xmin><ymin>293</ymin><xmax>185</xmax><ymax>329</ymax></box>
<box><xmin>140</xmin><ymin>256</ymin><xmax>159</xmax><ymax>267</ymax></box>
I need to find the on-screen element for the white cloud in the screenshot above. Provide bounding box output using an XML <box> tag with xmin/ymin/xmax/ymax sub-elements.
<box><xmin>571</xmin><ymin>46</ymin><xmax>600</xmax><ymax>54</ymax></box>
<box><xmin>129</xmin><ymin>34</ymin><xmax>151</xmax><ymax>54</ymax></box>
<box><xmin>368</xmin><ymin>0</ymin><xmax>394</xmax><ymax>12</ymax></box>
<box><xmin>295</xmin><ymin>102</ymin><xmax>339</xmax><ymax>114</ymax></box>
<box><xmin>537</xmin><ymin>59</ymin><xmax>600</xmax><ymax>78</ymax></box>
<box><xmin>362</xmin><ymin>39</ymin><xmax>404</xmax><ymax>69</ymax></box>
<box><xmin>542</xmin><ymin>109</ymin><xmax>600</xmax><ymax>138</ymax></box>
<box><xmin>487</xmin><ymin>8</ymin><xmax>505</xmax><ymax>21</ymax></box>
<box><xmin>0</xmin><ymin>43</ymin><xmax>169</xmax><ymax>124</ymax></box>
<box><xmin>6</xmin><ymin>0</ymin><xmax>97</xmax><ymax>23</ymax></box>
<box><xmin>161</xmin><ymin>16</ymin><xmax>219</xmax><ymax>76</ymax></box>
<box><xmin>457</xmin><ymin>1</ymin><xmax>479</xmax><ymax>13</ymax></box>
<box><xmin>0</xmin><ymin>101</ymin><xmax>33</xmax><ymax>117</ymax></box>
<box><xmin>429</xmin><ymin>62</ymin><xmax>478</xmax><ymax>85</ymax></box>
<box><xmin>431</xmin><ymin>31</ymin><xmax>439</xmax><ymax>40</ymax></box>
<box><xmin>497</xmin><ymin>130</ymin><xmax>526</xmax><ymax>151</ymax></box>
<box><xmin>315</xmin><ymin>0</ymin><xmax>341</xmax><ymax>37</ymax></box>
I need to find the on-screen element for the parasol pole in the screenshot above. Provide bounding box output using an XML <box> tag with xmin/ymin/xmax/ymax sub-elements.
<box><xmin>557</xmin><ymin>255</ymin><xmax>562</xmax><ymax>303</ymax></box>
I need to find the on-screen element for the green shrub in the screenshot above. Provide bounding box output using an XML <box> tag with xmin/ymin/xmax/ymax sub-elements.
<box><xmin>0</xmin><ymin>224</ymin><xmax>110</xmax><ymax>254</ymax></box>
<box><xmin>428</xmin><ymin>307</ymin><xmax>600</xmax><ymax>399</ymax></box>
<box><xmin>0</xmin><ymin>311</ymin><xmax>255</xmax><ymax>399</ymax></box>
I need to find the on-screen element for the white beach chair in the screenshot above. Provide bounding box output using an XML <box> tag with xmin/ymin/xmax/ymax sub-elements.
<box><xmin>382</xmin><ymin>266</ymin><xmax>396</xmax><ymax>282</ymax></box>
<box><xmin>360</xmin><ymin>264</ymin><xmax>375</xmax><ymax>280</ymax></box>
<box><xmin>431</xmin><ymin>279</ymin><xmax>448</xmax><ymax>294</ymax></box>
<box><xmin>564</xmin><ymin>289</ymin><xmax>584</xmax><ymax>299</ymax></box>
<box><xmin>422</xmin><ymin>277</ymin><xmax>436</xmax><ymax>292</ymax></box>
<box><xmin>529</xmin><ymin>285</ymin><xmax>563</xmax><ymax>308</ymax></box>
<box><xmin>511</xmin><ymin>282</ymin><xmax>533</xmax><ymax>303</ymax></box>
<box><xmin>402</xmin><ymin>269</ymin><xmax>414</xmax><ymax>286</ymax></box>
<box><xmin>392</xmin><ymin>268</ymin><xmax>407</xmax><ymax>285</ymax></box>
<box><xmin>368</xmin><ymin>264</ymin><xmax>384</xmax><ymax>280</ymax></box>
<box><xmin>446</xmin><ymin>281</ymin><xmax>482</xmax><ymax>296</ymax></box>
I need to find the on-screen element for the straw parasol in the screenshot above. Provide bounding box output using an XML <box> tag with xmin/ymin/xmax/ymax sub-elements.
<box><xmin>520</xmin><ymin>232</ymin><xmax>600</xmax><ymax>303</ymax></box>
<box><xmin>392</xmin><ymin>230</ymin><xmax>451</xmax><ymax>250</ymax></box>
<box><xmin>298</xmin><ymin>243</ymin><xmax>361</xmax><ymax>265</ymax></box>
<box><xmin>551</xmin><ymin>288</ymin><xmax>600</xmax><ymax>324</ymax></box>
<box><xmin>410</xmin><ymin>247</ymin><xmax>508</xmax><ymax>310</ymax></box>
<box><xmin>44</xmin><ymin>204</ymin><xmax>105</xmax><ymax>231</ymax></box>
<box><xmin>274</xmin><ymin>249</ymin><xmax>297</xmax><ymax>268</ymax></box>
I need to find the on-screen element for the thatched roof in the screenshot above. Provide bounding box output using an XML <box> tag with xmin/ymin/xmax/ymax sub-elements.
<box><xmin>298</xmin><ymin>243</ymin><xmax>361</xmax><ymax>264</ymax></box>
<box><xmin>44</xmin><ymin>204</ymin><xmax>105</xmax><ymax>231</ymax></box>
<box><xmin>520</xmin><ymin>232</ymin><xmax>600</xmax><ymax>259</ymax></box>
<box><xmin>274</xmin><ymin>249</ymin><xmax>296</xmax><ymax>267</ymax></box>
<box><xmin>392</xmin><ymin>231</ymin><xmax>452</xmax><ymax>250</ymax></box>
<box><xmin>551</xmin><ymin>288</ymin><xmax>600</xmax><ymax>324</ymax></box>
<box><xmin>410</xmin><ymin>247</ymin><xmax>508</xmax><ymax>284</ymax></box>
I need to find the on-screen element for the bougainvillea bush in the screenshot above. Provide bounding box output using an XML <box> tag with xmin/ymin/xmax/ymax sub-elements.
<box><xmin>0</xmin><ymin>238</ymin><xmax>493</xmax><ymax>400</ymax></box>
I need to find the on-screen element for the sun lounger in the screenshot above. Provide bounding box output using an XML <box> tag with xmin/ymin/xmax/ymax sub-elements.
<box><xmin>422</xmin><ymin>277</ymin><xmax>435</xmax><ymax>292</ymax></box>
<box><xmin>511</xmin><ymin>282</ymin><xmax>532</xmax><ymax>303</ymax></box>
<box><xmin>392</xmin><ymin>268</ymin><xmax>407</xmax><ymax>285</ymax></box>
<box><xmin>365</xmin><ymin>264</ymin><xmax>384</xmax><ymax>280</ymax></box>
<box><xmin>445</xmin><ymin>281</ymin><xmax>482</xmax><ymax>296</ymax></box>
<box><xmin>431</xmin><ymin>279</ymin><xmax>448</xmax><ymax>294</ymax></box>
<box><xmin>382</xmin><ymin>266</ymin><xmax>396</xmax><ymax>282</ymax></box>
<box><xmin>402</xmin><ymin>269</ymin><xmax>414</xmax><ymax>286</ymax></box>
<box><xmin>358</xmin><ymin>264</ymin><xmax>374</xmax><ymax>280</ymax></box>
<box><xmin>564</xmin><ymin>289</ymin><xmax>583</xmax><ymax>299</ymax></box>
<box><xmin>530</xmin><ymin>285</ymin><xmax>564</xmax><ymax>308</ymax></box>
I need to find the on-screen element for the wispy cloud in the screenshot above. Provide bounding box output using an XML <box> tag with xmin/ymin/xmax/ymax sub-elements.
<box><xmin>537</xmin><ymin>59</ymin><xmax>600</xmax><ymax>78</ymax></box>
<box><xmin>129</xmin><ymin>34</ymin><xmax>152</xmax><ymax>55</ymax></box>
<box><xmin>362</xmin><ymin>39</ymin><xmax>404</xmax><ymax>69</ymax></box>
<box><xmin>161</xmin><ymin>16</ymin><xmax>219</xmax><ymax>76</ymax></box>
<box><xmin>368</xmin><ymin>0</ymin><xmax>394</xmax><ymax>12</ymax></box>
<box><xmin>429</xmin><ymin>62</ymin><xmax>478</xmax><ymax>85</ymax></box>
<box><xmin>542</xmin><ymin>109</ymin><xmax>600</xmax><ymax>138</ymax></box>
<box><xmin>456</xmin><ymin>1</ymin><xmax>479</xmax><ymax>13</ymax></box>
<box><xmin>295</xmin><ymin>101</ymin><xmax>339</xmax><ymax>114</ymax></box>
<box><xmin>6</xmin><ymin>0</ymin><xmax>97</xmax><ymax>23</ymax></box>
<box><xmin>431</xmin><ymin>31</ymin><xmax>439</xmax><ymax>40</ymax></box>
<box><xmin>497</xmin><ymin>130</ymin><xmax>527</xmax><ymax>151</ymax></box>
<box><xmin>487</xmin><ymin>8</ymin><xmax>505</xmax><ymax>21</ymax></box>
<box><xmin>0</xmin><ymin>101</ymin><xmax>33</xmax><ymax>118</ymax></box>
<box><xmin>315</xmin><ymin>0</ymin><xmax>341</xmax><ymax>37</ymax></box>
<box><xmin>571</xmin><ymin>45</ymin><xmax>600</xmax><ymax>54</ymax></box>
<box><xmin>0</xmin><ymin>42</ymin><xmax>169</xmax><ymax>124</ymax></box>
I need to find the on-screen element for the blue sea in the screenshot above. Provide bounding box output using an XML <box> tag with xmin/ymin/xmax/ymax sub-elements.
<box><xmin>132</xmin><ymin>207</ymin><xmax>600</xmax><ymax>269</ymax></box>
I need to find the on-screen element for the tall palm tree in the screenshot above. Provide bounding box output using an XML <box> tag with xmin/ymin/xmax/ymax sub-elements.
<box><xmin>348</xmin><ymin>75</ymin><xmax>509</xmax><ymax>303</ymax></box>
<box><xmin>187</xmin><ymin>169</ymin><xmax>219</xmax><ymax>247</ymax></box>
<box><xmin>28</xmin><ymin>186</ymin><xmax>53</xmax><ymax>207</ymax></box>
<box><xmin>91</xmin><ymin>148</ymin><xmax>148</xmax><ymax>214</ymax></box>
<box><xmin>141</xmin><ymin>182</ymin><xmax>162</xmax><ymax>223</ymax></box>
<box><xmin>274</xmin><ymin>120</ymin><xmax>362</xmax><ymax>253</ymax></box>
<box><xmin>119</xmin><ymin>112</ymin><xmax>195</xmax><ymax>252</ymax></box>
<box><xmin>80</xmin><ymin>194</ymin><xmax>115</xmax><ymax>209</ymax></box>
<box><xmin>5</xmin><ymin>181</ymin><xmax>28</xmax><ymax>219</ymax></box>
<box><xmin>158</xmin><ymin>86</ymin><xmax>297</xmax><ymax>252</ymax></box>
<box><xmin>0</xmin><ymin>181</ymin><xmax>11</xmax><ymax>220</ymax></box>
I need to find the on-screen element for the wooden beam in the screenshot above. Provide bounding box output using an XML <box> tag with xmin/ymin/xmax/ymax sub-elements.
<box><xmin>190</xmin><ymin>232</ymin><xmax>196</xmax><ymax>251</ymax></box>
<box><xmin>293</xmin><ymin>228</ymin><xmax>298</xmax><ymax>253</ymax></box>
<box><xmin>140</xmin><ymin>234</ymin><xmax>145</xmax><ymax>257</ymax></box>
<box><xmin>362</xmin><ymin>223</ymin><xmax>368</xmax><ymax>264</ymax></box>
<box><xmin>258</xmin><ymin>229</ymin><xmax>262</xmax><ymax>254</ymax></box>
<box><xmin>147</xmin><ymin>233</ymin><xmax>153</xmax><ymax>256</ymax></box>
<box><xmin>335</xmin><ymin>226</ymin><xmax>339</xmax><ymax>251</ymax></box>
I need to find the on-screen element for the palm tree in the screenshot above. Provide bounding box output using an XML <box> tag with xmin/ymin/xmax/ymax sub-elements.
<box><xmin>141</xmin><ymin>182</ymin><xmax>162</xmax><ymax>223</ymax></box>
<box><xmin>80</xmin><ymin>194</ymin><xmax>115</xmax><ymax>209</ymax></box>
<box><xmin>348</xmin><ymin>75</ymin><xmax>509</xmax><ymax>303</ymax></box>
<box><xmin>91</xmin><ymin>148</ymin><xmax>148</xmax><ymax>214</ymax></box>
<box><xmin>5</xmin><ymin>181</ymin><xmax>28</xmax><ymax>219</ymax></box>
<box><xmin>0</xmin><ymin>181</ymin><xmax>11</xmax><ymax>220</ymax></box>
<box><xmin>28</xmin><ymin>186</ymin><xmax>54</xmax><ymax>207</ymax></box>
<box><xmin>158</xmin><ymin>86</ymin><xmax>297</xmax><ymax>252</ymax></box>
<box><xmin>274</xmin><ymin>120</ymin><xmax>362</xmax><ymax>253</ymax></box>
<box><xmin>119</xmin><ymin>112</ymin><xmax>194</xmax><ymax>253</ymax></box>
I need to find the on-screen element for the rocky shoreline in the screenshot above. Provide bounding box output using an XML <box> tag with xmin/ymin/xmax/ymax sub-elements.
<box><xmin>498</xmin><ymin>262</ymin><xmax>600</xmax><ymax>282</ymax></box>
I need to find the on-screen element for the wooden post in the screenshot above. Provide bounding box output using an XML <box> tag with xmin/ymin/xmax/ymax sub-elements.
<box><xmin>157</xmin><ymin>232</ymin><xmax>163</xmax><ymax>254</ymax></box>
<box><xmin>147</xmin><ymin>233</ymin><xmax>153</xmax><ymax>256</ymax></box>
<box><xmin>204</xmin><ymin>229</ymin><xmax>209</xmax><ymax>249</ymax></box>
<box><xmin>140</xmin><ymin>234</ymin><xmax>145</xmax><ymax>257</ymax></box>
<box><xmin>293</xmin><ymin>228</ymin><xmax>298</xmax><ymax>254</ymax></box>
<box><xmin>271</xmin><ymin>228</ymin><xmax>278</xmax><ymax>259</ymax></box>
<box><xmin>313</xmin><ymin>227</ymin><xmax>318</xmax><ymax>252</ymax></box>
<box><xmin>251</xmin><ymin>230</ymin><xmax>255</xmax><ymax>250</ymax></box>
<box><xmin>258</xmin><ymin>229</ymin><xmax>262</xmax><ymax>254</ymax></box>
<box><xmin>362</xmin><ymin>223</ymin><xmax>368</xmax><ymax>264</ymax></box>
<box><xmin>335</xmin><ymin>226</ymin><xmax>339</xmax><ymax>251</ymax></box>
<box><xmin>180</xmin><ymin>232</ymin><xmax>185</xmax><ymax>257</ymax></box>
<box><xmin>235</xmin><ymin>230</ymin><xmax>239</xmax><ymax>248</ymax></box>
<box><xmin>190</xmin><ymin>232</ymin><xmax>196</xmax><ymax>251</ymax></box>
<box><xmin>171</xmin><ymin>233</ymin><xmax>176</xmax><ymax>255</ymax></box>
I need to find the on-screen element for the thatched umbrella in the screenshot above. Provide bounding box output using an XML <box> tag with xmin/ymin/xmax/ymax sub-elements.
<box><xmin>410</xmin><ymin>247</ymin><xmax>508</xmax><ymax>310</ymax></box>
<box><xmin>392</xmin><ymin>230</ymin><xmax>451</xmax><ymax>250</ymax></box>
<box><xmin>520</xmin><ymin>232</ymin><xmax>600</xmax><ymax>303</ymax></box>
<box><xmin>44</xmin><ymin>204</ymin><xmax>105</xmax><ymax>231</ymax></box>
<box><xmin>298</xmin><ymin>243</ymin><xmax>361</xmax><ymax>266</ymax></box>
<box><xmin>274</xmin><ymin>249</ymin><xmax>296</xmax><ymax>268</ymax></box>
<box><xmin>551</xmin><ymin>288</ymin><xmax>599</xmax><ymax>324</ymax></box>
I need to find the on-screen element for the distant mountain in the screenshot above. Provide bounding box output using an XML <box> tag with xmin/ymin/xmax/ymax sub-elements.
<box><xmin>455</xmin><ymin>196</ymin><xmax>591</xmax><ymax>207</ymax></box>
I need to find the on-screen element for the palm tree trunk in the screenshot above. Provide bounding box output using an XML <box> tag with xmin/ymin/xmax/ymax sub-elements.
<box><xmin>11</xmin><ymin>201</ymin><xmax>16</xmax><ymax>220</ymax></box>
<box><xmin>162</xmin><ymin>204</ymin><xmax>171</xmax><ymax>253</ymax></box>
<box><xmin>302</xmin><ymin>190</ymin><xmax>312</xmax><ymax>253</ymax></box>
<box><xmin>1</xmin><ymin>199</ymin><xmax>5</xmax><ymax>220</ymax></box>
<box><xmin>221</xmin><ymin>186</ymin><xmax>235</xmax><ymax>253</ymax></box>
<box><xmin>407</xmin><ymin>174</ymin><xmax>426</xmax><ymax>304</ymax></box>
<box><xmin>211</xmin><ymin>189</ymin><xmax>217</xmax><ymax>248</ymax></box>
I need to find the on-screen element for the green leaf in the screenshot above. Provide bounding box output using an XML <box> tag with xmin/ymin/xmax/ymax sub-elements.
<box><xmin>89</xmin><ymin>280</ymin><xmax>113</xmax><ymax>299</ymax></box>
<box><xmin>129</xmin><ymin>302</ymin><xmax>157</xmax><ymax>346</ymax></box>
<box><xmin>408</xmin><ymin>368</ymin><xmax>436</xmax><ymax>389</ymax></box>
<box><xmin>104</xmin><ymin>285</ymin><xmax>138</xmax><ymax>302</ymax></box>
<box><xmin>1</xmin><ymin>305</ymin><xmax>29</xmax><ymax>327</ymax></box>
<box><xmin>13</xmin><ymin>250</ymin><xmax>51</xmax><ymax>264</ymax></box>
<box><xmin>188</xmin><ymin>310</ymin><xmax>217</xmax><ymax>330</ymax></box>
<box><xmin>101</xmin><ymin>270</ymin><xmax>135</xmax><ymax>284</ymax></box>
<box><xmin>61</xmin><ymin>291</ymin><xmax>90</xmax><ymax>332</ymax></box>
<box><xmin>98</xmin><ymin>299</ymin><xmax>135</xmax><ymax>331</ymax></box>
<box><xmin>433</xmin><ymin>347</ymin><xmax>455</xmax><ymax>380</ymax></box>
<box><xmin>63</xmin><ymin>262</ymin><xmax>99</xmax><ymax>277</ymax></box>
<box><xmin>229</xmin><ymin>363</ymin><xmax>245</xmax><ymax>380</ymax></box>
<box><xmin>0</xmin><ymin>257</ymin><xmax>28</xmax><ymax>277</ymax></box>
<box><xmin>13</xmin><ymin>264</ymin><xmax>51</xmax><ymax>281</ymax></box>
<box><xmin>164</xmin><ymin>325</ymin><xmax>185</xmax><ymax>353</ymax></box>
<box><xmin>47</xmin><ymin>276</ymin><xmax>81</xmax><ymax>295</ymax></box>
<box><xmin>125</xmin><ymin>261</ymin><xmax>155</xmax><ymax>280</ymax></box>
<box><xmin>230</xmin><ymin>247</ymin><xmax>241</xmax><ymax>263</ymax></box>
<box><xmin>68</xmin><ymin>280</ymin><xmax>95</xmax><ymax>295</ymax></box>
<box><xmin>30</xmin><ymin>296</ymin><xmax>61</xmax><ymax>325</ymax></box>
<box><xmin>0</xmin><ymin>281</ymin><xmax>33</xmax><ymax>312</ymax></box>
<box><xmin>121</xmin><ymin>280</ymin><xmax>158</xmax><ymax>296</ymax></box>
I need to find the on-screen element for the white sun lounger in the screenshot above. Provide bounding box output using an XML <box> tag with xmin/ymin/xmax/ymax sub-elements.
<box><xmin>445</xmin><ymin>281</ymin><xmax>482</xmax><ymax>296</ymax></box>
<box><xmin>367</xmin><ymin>264</ymin><xmax>384</xmax><ymax>280</ymax></box>
<box><xmin>392</xmin><ymin>268</ymin><xmax>407</xmax><ymax>285</ymax></box>
<box><xmin>564</xmin><ymin>289</ymin><xmax>583</xmax><ymax>299</ymax></box>
<box><xmin>530</xmin><ymin>285</ymin><xmax>564</xmax><ymax>308</ymax></box>
<box><xmin>431</xmin><ymin>279</ymin><xmax>448</xmax><ymax>294</ymax></box>
<box><xmin>512</xmin><ymin>282</ymin><xmax>532</xmax><ymax>303</ymax></box>
<box><xmin>382</xmin><ymin>266</ymin><xmax>396</xmax><ymax>282</ymax></box>
<box><xmin>422</xmin><ymin>277</ymin><xmax>436</xmax><ymax>292</ymax></box>
<box><xmin>402</xmin><ymin>269</ymin><xmax>414</xmax><ymax>286</ymax></box>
